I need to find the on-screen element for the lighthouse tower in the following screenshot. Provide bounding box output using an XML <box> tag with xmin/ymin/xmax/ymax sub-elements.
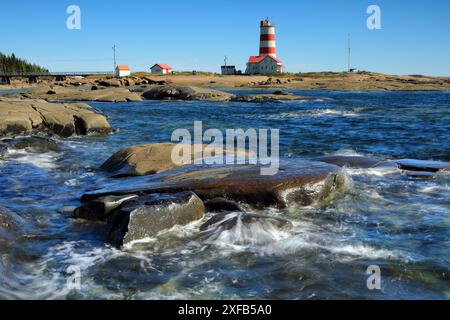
<box><xmin>259</xmin><ymin>18</ymin><xmax>277</xmax><ymax>58</ymax></box>
<box><xmin>246</xmin><ymin>18</ymin><xmax>284</xmax><ymax>74</ymax></box>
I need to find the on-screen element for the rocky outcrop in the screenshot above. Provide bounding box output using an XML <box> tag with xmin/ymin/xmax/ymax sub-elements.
<box><xmin>230</xmin><ymin>94</ymin><xmax>308</xmax><ymax>103</ymax></box>
<box><xmin>141</xmin><ymin>84</ymin><xmax>233</xmax><ymax>101</ymax></box>
<box><xmin>106</xmin><ymin>192</ymin><xmax>205</xmax><ymax>248</ymax></box>
<box><xmin>96</xmin><ymin>79</ymin><xmax>123</xmax><ymax>87</ymax></box>
<box><xmin>28</xmin><ymin>86</ymin><xmax>143</xmax><ymax>103</ymax></box>
<box><xmin>100</xmin><ymin>143</ymin><xmax>252</xmax><ymax>177</ymax></box>
<box><xmin>0</xmin><ymin>98</ymin><xmax>112</xmax><ymax>137</ymax></box>
<box><xmin>83</xmin><ymin>159</ymin><xmax>350</xmax><ymax>208</ymax></box>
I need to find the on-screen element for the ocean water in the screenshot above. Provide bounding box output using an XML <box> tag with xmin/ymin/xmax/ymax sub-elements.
<box><xmin>0</xmin><ymin>90</ymin><xmax>449</xmax><ymax>299</ymax></box>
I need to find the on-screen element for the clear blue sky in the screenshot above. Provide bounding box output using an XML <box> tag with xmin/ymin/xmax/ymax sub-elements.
<box><xmin>1</xmin><ymin>0</ymin><xmax>449</xmax><ymax>75</ymax></box>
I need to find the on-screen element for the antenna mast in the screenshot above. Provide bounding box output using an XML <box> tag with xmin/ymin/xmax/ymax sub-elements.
<box><xmin>112</xmin><ymin>45</ymin><xmax>117</xmax><ymax>71</ymax></box>
<box><xmin>347</xmin><ymin>35</ymin><xmax>351</xmax><ymax>72</ymax></box>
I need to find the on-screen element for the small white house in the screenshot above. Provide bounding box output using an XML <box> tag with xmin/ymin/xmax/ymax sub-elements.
<box><xmin>245</xmin><ymin>55</ymin><xmax>284</xmax><ymax>75</ymax></box>
<box><xmin>115</xmin><ymin>65</ymin><xmax>131</xmax><ymax>78</ymax></box>
<box><xmin>151</xmin><ymin>64</ymin><xmax>173</xmax><ymax>75</ymax></box>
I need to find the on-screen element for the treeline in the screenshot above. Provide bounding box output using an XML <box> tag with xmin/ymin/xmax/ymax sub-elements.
<box><xmin>0</xmin><ymin>52</ymin><xmax>49</xmax><ymax>74</ymax></box>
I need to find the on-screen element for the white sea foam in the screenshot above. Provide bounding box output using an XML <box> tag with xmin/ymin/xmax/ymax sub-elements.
<box><xmin>5</xmin><ymin>149</ymin><xmax>60</xmax><ymax>169</ymax></box>
<box><xmin>198</xmin><ymin>211</ymin><xmax>406</xmax><ymax>262</ymax></box>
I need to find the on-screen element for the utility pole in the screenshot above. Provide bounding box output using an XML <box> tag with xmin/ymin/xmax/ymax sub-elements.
<box><xmin>224</xmin><ymin>56</ymin><xmax>227</xmax><ymax>67</ymax></box>
<box><xmin>347</xmin><ymin>34</ymin><xmax>351</xmax><ymax>72</ymax></box>
<box><xmin>112</xmin><ymin>45</ymin><xmax>117</xmax><ymax>71</ymax></box>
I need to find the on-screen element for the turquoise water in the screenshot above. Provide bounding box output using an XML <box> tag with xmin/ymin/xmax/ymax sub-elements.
<box><xmin>0</xmin><ymin>90</ymin><xmax>449</xmax><ymax>299</ymax></box>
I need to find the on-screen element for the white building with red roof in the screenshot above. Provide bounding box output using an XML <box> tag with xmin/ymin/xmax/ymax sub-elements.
<box><xmin>245</xmin><ymin>18</ymin><xmax>284</xmax><ymax>74</ymax></box>
<box><xmin>115</xmin><ymin>65</ymin><xmax>131</xmax><ymax>78</ymax></box>
<box><xmin>151</xmin><ymin>63</ymin><xmax>173</xmax><ymax>75</ymax></box>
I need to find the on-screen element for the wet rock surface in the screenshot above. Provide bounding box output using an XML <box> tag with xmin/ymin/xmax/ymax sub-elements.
<box><xmin>0</xmin><ymin>98</ymin><xmax>112</xmax><ymax>137</ymax></box>
<box><xmin>106</xmin><ymin>192</ymin><xmax>205</xmax><ymax>248</ymax></box>
<box><xmin>83</xmin><ymin>159</ymin><xmax>349</xmax><ymax>208</ymax></box>
<box><xmin>394</xmin><ymin>159</ymin><xmax>450</xmax><ymax>172</ymax></box>
<box><xmin>141</xmin><ymin>84</ymin><xmax>233</xmax><ymax>101</ymax></box>
<box><xmin>74</xmin><ymin>194</ymin><xmax>139</xmax><ymax>221</ymax></box>
<box><xmin>313</xmin><ymin>155</ymin><xmax>382</xmax><ymax>168</ymax></box>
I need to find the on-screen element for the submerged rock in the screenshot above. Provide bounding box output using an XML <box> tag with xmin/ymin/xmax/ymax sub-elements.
<box><xmin>0</xmin><ymin>136</ymin><xmax>61</xmax><ymax>153</ymax></box>
<box><xmin>83</xmin><ymin>159</ymin><xmax>350</xmax><ymax>208</ymax></box>
<box><xmin>107</xmin><ymin>192</ymin><xmax>205</xmax><ymax>248</ymax></box>
<box><xmin>394</xmin><ymin>159</ymin><xmax>450</xmax><ymax>172</ymax></box>
<box><xmin>313</xmin><ymin>155</ymin><xmax>381</xmax><ymax>169</ymax></box>
<box><xmin>0</xmin><ymin>206</ymin><xmax>24</xmax><ymax>232</ymax></box>
<box><xmin>0</xmin><ymin>98</ymin><xmax>112</xmax><ymax>137</ymax></box>
<box><xmin>200</xmin><ymin>212</ymin><xmax>292</xmax><ymax>232</ymax></box>
<box><xmin>141</xmin><ymin>84</ymin><xmax>233</xmax><ymax>101</ymax></box>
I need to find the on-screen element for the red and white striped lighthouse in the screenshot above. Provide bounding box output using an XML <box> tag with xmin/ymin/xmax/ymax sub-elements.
<box><xmin>259</xmin><ymin>18</ymin><xmax>277</xmax><ymax>58</ymax></box>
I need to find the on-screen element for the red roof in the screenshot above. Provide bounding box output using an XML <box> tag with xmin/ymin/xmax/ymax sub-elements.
<box><xmin>116</xmin><ymin>65</ymin><xmax>130</xmax><ymax>70</ymax></box>
<box><xmin>152</xmin><ymin>63</ymin><xmax>172</xmax><ymax>70</ymax></box>
<box><xmin>247</xmin><ymin>55</ymin><xmax>283</xmax><ymax>65</ymax></box>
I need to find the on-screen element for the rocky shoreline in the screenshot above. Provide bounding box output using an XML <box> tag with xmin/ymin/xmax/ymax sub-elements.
<box><xmin>1</xmin><ymin>83</ymin><xmax>450</xmax><ymax>252</ymax></box>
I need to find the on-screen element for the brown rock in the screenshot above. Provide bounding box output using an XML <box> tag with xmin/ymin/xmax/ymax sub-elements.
<box><xmin>28</xmin><ymin>86</ymin><xmax>142</xmax><ymax>103</ymax></box>
<box><xmin>0</xmin><ymin>98</ymin><xmax>111</xmax><ymax>137</ymax></box>
<box><xmin>84</xmin><ymin>159</ymin><xmax>349</xmax><ymax>208</ymax></box>
<box><xmin>141</xmin><ymin>84</ymin><xmax>233</xmax><ymax>101</ymax></box>
<box><xmin>100</xmin><ymin>143</ymin><xmax>253</xmax><ymax>177</ymax></box>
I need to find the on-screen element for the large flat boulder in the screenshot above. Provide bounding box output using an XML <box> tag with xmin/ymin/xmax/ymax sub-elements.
<box><xmin>0</xmin><ymin>98</ymin><xmax>111</xmax><ymax>137</ymax></box>
<box><xmin>28</xmin><ymin>86</ymin><xmax>142</xmax><ymax>102</ymax></box>
<box><xmin>141</xmin><ymin>84</ymin><xmax>233</xmax><ymax>101</ymax></box>
<box><xmin>100</xmin><ymin>143</ymin><xmax>253</xmax><ymax>177</ymax></box>
<box><xmin>83</xmin><ymin>159</ymin><xmax>350</xmax><ymax>208</ymax></box>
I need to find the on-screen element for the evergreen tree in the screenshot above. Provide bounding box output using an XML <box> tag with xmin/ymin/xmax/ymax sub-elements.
<box><xmin>0</xmin><ymin>52</ymin><xmax>49</xmax><ymax>74</ymax></box>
